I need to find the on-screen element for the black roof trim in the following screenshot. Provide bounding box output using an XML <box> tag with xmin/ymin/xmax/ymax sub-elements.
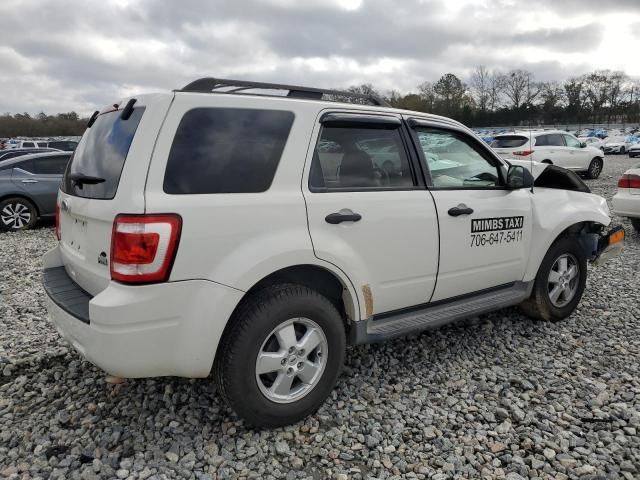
<box><xmin>178</xmin><ymin>77</ymin><xmax>390</xmax><ymax>107</ymax></box>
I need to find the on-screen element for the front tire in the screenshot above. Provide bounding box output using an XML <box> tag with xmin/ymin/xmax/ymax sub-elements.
<box><xmin>215</xmin><ymin>284</ymin><xmax>346</xmax><ymax>428</ymax></box>
<box><xmin>587</xmin><ymin>157</ymin><xmax>603</xmax><ymax>179</ymax></box>
<box><xmin>520</xmin><ymin>236</ymin><xmax>587</xmax><ymax>321</ymax></box>
<box><xmin>0</xmin><ymin>197</ymin><xmax>37</xmax><ymax>231</ymax></box>
<box><xmin>620</xmin><ymin>146</ymin><xmax>626</xmax><ymax>155</ymax></box>
<box><xmin>631</xmin><ymin>218</ymin><xmax>640</xmax><ymax>232</ymax></box>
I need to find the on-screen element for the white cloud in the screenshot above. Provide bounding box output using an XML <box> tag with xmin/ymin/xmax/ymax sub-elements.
<box><xmin>0</xmin><ymin>0</ymin><xmax>638</xmax><ymax>114</ymax></box>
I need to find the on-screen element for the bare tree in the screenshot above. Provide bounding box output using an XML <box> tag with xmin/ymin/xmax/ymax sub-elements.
<box><xmin>470</xmin><ymin>65</ymin><xmax>492</xmax><ymax>112</ymax></box>
<box><xmin>417</xmin><ymin>81</ymin><xmax>436</xmax><ymax>111</ymax></box>
<box><xmin>503</xmin><ymin>69</ymin><xmax>539</xmax><ymax>109</ymax></box>
<box><xmin>487</xmin><ymin>71</ymin><xmax>505</xmax><ymax>111</ymax></box>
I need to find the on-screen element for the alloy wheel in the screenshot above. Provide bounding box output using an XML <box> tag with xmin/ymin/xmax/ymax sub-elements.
<box><xmin>547</xmin><ymin>253</ymin><xmax>580</xmax><ymax>308</ymax></box>
<box><xmin>255</xmin><ymin>317</ymin><xmax>328</xmax><ymax>404</ymax></box>
<box><xmin>1</xmin><ymin>202</ymin><xmax>32</xmax><ymax>230</ymax></box>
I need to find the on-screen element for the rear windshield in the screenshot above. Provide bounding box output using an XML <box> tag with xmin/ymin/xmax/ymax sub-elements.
<box><xmin>163</xmin><ymin>108</ymin><xmax>294</xmax><ymax>194</ymax></box>
<box><xmin>62</xmin><ymin>108</ymin><xmax>145</xmax><ymax>199</ymax></box>
<box><xmin>490</xmin><ymin>136</ymin><xmax>528</xmax><ymax>148</ymax></box>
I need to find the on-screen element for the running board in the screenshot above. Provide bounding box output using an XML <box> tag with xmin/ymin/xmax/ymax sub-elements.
<box><xmin>350</xmin><ymin>281</ymin><xmax>533</xmax><ymax>344</ymax></box>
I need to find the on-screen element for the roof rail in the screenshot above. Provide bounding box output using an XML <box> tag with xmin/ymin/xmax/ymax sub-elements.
<box><xmin>178</xmin><ymin>77</ymin><xmax>390</xmax><ymax>107</ymax></box>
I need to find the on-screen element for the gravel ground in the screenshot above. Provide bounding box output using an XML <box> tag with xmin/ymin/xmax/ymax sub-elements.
<box><xmin>1</xmin><ymin>156</ymin><xmax>639</xmax><ymax>480</ymax></box>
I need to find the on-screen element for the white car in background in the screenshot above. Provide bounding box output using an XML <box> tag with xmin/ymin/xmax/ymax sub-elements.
<box><xmin>491</xmin><ymin>131</ymin><xmax>605</xmax><ymax>179</ymax></box>
<box><xmin>612</xmin><ymin>165</ymin><xmax>640</xmax><ymax>232</ymax></box>
<box><xmin>602</xmin><ymin>136</ymin><xmax>632</xmax><ymax>154</ymax></box>
<box><xmin>578</xmin><ymin>136</ymin><xmax>605</xmax><ymax>151</ymax></box>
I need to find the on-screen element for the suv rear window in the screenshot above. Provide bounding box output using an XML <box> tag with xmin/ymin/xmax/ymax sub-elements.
<box><xmin>490</xmin><ymin>136</ymin><xmax>528</xmax><ymax>148</ymax></box>
<box><xmin>163</xmin><ymin>108</ymin><xmax>294</xmax><ymax>194</ymax></box>
<box><xmin>62</xmin><ymin>108</ymin><xmax>145</xmax><ymax>199</ymax></box>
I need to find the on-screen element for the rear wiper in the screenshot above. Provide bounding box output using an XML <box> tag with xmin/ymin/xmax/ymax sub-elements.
<box><xmin>68</xmin><ymin>173</ymin><xmax>105</xmax><ymax>189</ymax></box>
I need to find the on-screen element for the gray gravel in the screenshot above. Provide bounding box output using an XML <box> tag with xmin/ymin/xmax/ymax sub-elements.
<box><xmin>1</xmin><ymin>156</ymin><xmax>639</xmax><ymax>480</ymax></box>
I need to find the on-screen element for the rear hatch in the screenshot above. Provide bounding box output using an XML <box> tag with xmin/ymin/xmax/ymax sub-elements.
<box><xmin>491</xmin><ymin>135</ymin><xmax>530</xmax><ymax>157</ymax></box>
<box><xmin>57</xmin><ymin>94</ymin><xmax>173</xmax><ymax>295</ymax></box>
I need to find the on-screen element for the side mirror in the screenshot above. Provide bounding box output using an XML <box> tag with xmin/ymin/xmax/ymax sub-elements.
<box><xmin>506</xmin><ymin>165</ymin><xmax>533</xmax><ymax>190</ymax></box>
<box><xmin>580</xmin><ymin>142</ymin><xmax>587</xmax><ymax>148</ymax></box>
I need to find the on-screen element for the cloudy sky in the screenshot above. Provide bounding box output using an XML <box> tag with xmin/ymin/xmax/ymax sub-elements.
<box><xmin>1</xmin><ymin>0</ymin><xmax>640</xmax><ymax>115</ymax></box>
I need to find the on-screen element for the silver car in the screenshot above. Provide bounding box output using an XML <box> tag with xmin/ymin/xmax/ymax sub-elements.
<box><xmin>0</xmin><ymin>151</ymin><xmax>72</xmax><ymax>231</ymax></box>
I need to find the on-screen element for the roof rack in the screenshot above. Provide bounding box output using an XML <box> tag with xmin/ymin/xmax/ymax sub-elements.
<box><xmin>178</xmin><ymin>77</ymin><xmax>390</xmax><ymax>107</ymax></box>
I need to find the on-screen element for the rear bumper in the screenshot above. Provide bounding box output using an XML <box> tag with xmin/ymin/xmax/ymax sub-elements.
<box><xmin>612</xmin><ymin>191</ymin><xmax>640</xmax><ymax>218</ymax></box>
<box><xmin>43</xmin><ymin>245</ymin><xmax>244</xmax><ymax>378</ymax></box>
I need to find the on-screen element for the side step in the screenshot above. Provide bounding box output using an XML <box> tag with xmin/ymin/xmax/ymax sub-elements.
<box><xmin>351</xmin><ymin>282</ymin><xmax>532</xmax><ymax>344</ymax></box>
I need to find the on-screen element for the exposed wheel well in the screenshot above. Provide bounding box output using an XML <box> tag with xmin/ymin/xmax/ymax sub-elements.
<box><xmin>541</xmin><ymin>159</ymin><xmax>553</xmax><ymax>164</ymax></box>
<box><xmin>0</xmin><ymin>194</ymin><xmax>40</xmax><ymax>216</ymax></box>
<box><xmin>556</xmin><ymin>221</ymin><xmax>605</xmax><ymax>259</ymax></box>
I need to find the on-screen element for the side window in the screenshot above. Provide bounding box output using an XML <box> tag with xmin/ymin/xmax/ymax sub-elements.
<box><xmin>22</xmin><ymin>142</ymin><xmax>35</xmax><ymax>148</ymax></box>
<box><xmin>547</xmin><ymin>134</ymin><xmax>565</xmax><ymax>147</ymax></box>
<box><xmin>563</xmin><ymin>135</ymin><xmax>581</xmax><ymax>148</ymax></box>
<box><xmin>13</xmin><ymin>160</ymin><xmax>34</xmax><ymax>173</ymax></box>
<box><xmin>310</xmin><ymin>125</ymin><xmax>414</xmax><ymax>190</ymax></box>
<box><xmin>535</xmin><ymin>135</ymin><xmax>549</xmax><ymax>146</ymax></box>
<box><xmin>164</xmin><ymin>108</ymin><xmax>294</xmax><ymax>194</ymax></box>
<box><xmin>415</xmin><ymin>128</ymin><xmax>502</xmax><ymax>189</ymax></box>
<box><xmin>30</xmin><ymin>156</ymin><xmax>70</xmax><ymax>175</ymax></box>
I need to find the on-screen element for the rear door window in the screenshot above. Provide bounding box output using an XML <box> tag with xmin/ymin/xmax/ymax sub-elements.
<box><xmin>30</xmin><ymin>155</ymin><xmax>70</xmax><ymax>175</ymax></box>
<box><xmin>490</xmin><ymin>136</ymin><xmax>528</xmax><ymax>148</ymax></box>
<box><xmin>22</xmin><ymin>142</ymin><xmax>35</xmax><ymax>148</ymax></box>
<box><xmin>547</xmin><ymin>134</ymin><xmax>565</xmax><ymax>147</ymax></box>
<box><xmin>163</xmin><ymin>108</ymin><xmax>294</xmax><ymax>194</ymax></box>
<box><xmin>62</xmin><ymin>107</ymin><xmax>145</xmax><ymax>199</ymax></box>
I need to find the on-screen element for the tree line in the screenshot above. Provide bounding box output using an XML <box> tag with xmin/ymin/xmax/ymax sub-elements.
<box><xmin>350</xmin><ymin>67</ymin><xmax>640</xmax><ymax>128</ymax></box>
<box><xmin>2</xmin><ymin>68</ymin><xmax>639</xmax><ymax>137</ymax></box>
<box><xmin>0</xmin><ymin>112</ymin><xmax>87</xmax><ymax>138</ymax></box>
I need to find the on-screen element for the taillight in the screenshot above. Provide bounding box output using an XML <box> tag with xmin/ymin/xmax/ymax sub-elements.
<box><xmin>55</xmin><ymin>203</ymin><xmax>61</xmax><ymax>241</ymax></box>
<box><xmin>512</xmin><ymin>150</ymin><xmax>534</xmax><ymax>156</ymax></box>
<box><xmin>618</xmin><ymin>174</ymin><xmax>640</xmax><ymax>189</ymax></box>
<box><xmin>110</xmin><ymin>214</ymin><xmax>182</xmax><ymax>284</ymax></box>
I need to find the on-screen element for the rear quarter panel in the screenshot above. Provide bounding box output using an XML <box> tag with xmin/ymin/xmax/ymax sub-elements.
<box><xmin>144</xmin><ymin>93</ymin><xmax>364</xmax><ymax>318</ymax></box>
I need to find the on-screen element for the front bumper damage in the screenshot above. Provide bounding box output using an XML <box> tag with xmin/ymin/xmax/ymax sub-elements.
<box><xmin>592</xmin><ymin>225</ymin><xmax>625</xmax><ymax>265</ymax></box>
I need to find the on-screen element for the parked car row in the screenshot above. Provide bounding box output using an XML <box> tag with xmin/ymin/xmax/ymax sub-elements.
<box><xmin>490</xmin><ymin>130</ymin><xmax>605</xmax><ymax>179</ymax></box>
<box><xmin>0</xmin><ymin>151</ymin><xmax>72</xmax><ymax>231</ymax></box>
<box><xmin>0</xmin><ymin>138</ymin><xmax>78</xmax><ymax>151</ymax></box>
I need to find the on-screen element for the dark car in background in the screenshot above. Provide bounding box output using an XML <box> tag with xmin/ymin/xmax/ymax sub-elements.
<box><xmin>43</xmin><ymin>140</ymin><xmax>78</xmax><ymax>151</ymax></box>
<box><xmin>0</xmin><ymin>151</ymin><xmax>72</xmax><ymax>231</ymax></box>
<box><xmin>0</xmin><ymin>148</ymin><xmax>61</xmax><ymax>162</ymax></box>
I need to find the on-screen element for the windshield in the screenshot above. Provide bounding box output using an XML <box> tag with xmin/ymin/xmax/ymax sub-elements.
<box><xmin>62</xmin><ymin>108</ymin><xmax>144</xmax><ymax>199</ymax></box>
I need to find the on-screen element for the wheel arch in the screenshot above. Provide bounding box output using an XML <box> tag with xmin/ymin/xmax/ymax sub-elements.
<box><xmin>211</xmin><ymin>263</ymin><xmax>360</xmax><ymax>373</ymax></box>
<box><xmin>525</xmin><ymin>219</ymin><xmax>607</xmax><ymax>282</ymax></box>
<box><xmin>0</xmin><ymin>193</ymin><xmax>41</xmax><ymax>216</ymax></box>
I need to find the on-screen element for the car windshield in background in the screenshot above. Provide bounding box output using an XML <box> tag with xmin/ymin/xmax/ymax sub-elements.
<box><xmin>490</xmin><ymin>136</ymin><xmax>528</xmax><ymax>148</ymax></box>
<box><xmin>62</xmin><ymin>108</ymin><xmax>145</xmax><ymax>199</ymax></box>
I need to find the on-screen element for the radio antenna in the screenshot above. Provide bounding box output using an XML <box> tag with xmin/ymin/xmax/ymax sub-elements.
<box><xmin>527</xmin><ymin>77</ymin><xmax>534</xmax><ymax>194</ymax></box>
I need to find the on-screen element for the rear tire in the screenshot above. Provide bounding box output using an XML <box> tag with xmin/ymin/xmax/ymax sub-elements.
<box><xmin>520</xmin><ymin>236</ymin><xmax>587</xmax><ymax>322</ymax></box>
<box><xmin>541</xmin><ymin>159</ymin><xmax>552</xmax><ymax>164</ymax></box>
<box><xmin>620</xmin><ymin>146</ymin><xmax>626</xmax><ymax>155</ymax></box>
<box><xmin>215</xmin><ymin>283</ymin><xmax>346</xmax><ymax>428</ymax></box>
<box><xmin>586</xmin><ymin>157</ymin><xmax>603</xmax><ymax>179</ymax></box>
<box><xmin>0</xmin><ymin>197</ymin><xmax>37</xmax><ymax>231</ymax></box>
<box><xmin>631</xmin><ymin>218</ymin><xmax>640</xmax><ymax>232</ymax></box>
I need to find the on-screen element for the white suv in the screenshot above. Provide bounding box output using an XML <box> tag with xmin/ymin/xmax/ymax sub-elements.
<box><xmin>491</xmin><ymin>131</ymin><xmax>605</xmax><ymax>179</ymax></box>
<box><xmin>43</xmin><ymin>78</ymin><xmax>624</xmax><ymax>427</ymax></box>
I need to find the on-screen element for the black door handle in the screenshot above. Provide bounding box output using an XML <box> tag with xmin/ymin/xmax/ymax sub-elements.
<box><xmin>325</xmin><ymin>212</ymin><xmax>362</xmax><ymax>224</ymax></box>
<box><xmin>448</xmin><ymin>205</ymin><xmax>474</xmax><ymax>217</ymax></box>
